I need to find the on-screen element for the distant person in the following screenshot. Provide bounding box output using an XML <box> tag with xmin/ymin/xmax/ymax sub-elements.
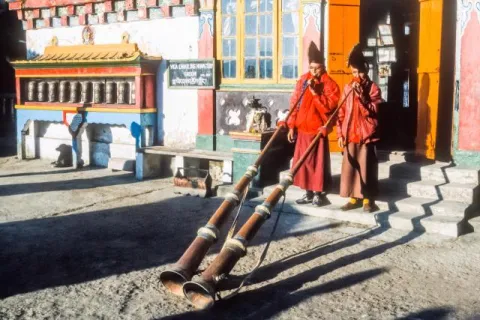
<box><xmin>285</xmin><ymin>42</ymin><xmax>340</xmax><ymax>206</ymax></box>
<box><xmin>336</xmin><ymin>44</ymin><xmax>383</xmax><ymax>213</ymax></box>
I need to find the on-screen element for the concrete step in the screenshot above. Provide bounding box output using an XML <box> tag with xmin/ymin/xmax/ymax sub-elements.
<box><xmin>108</xmin><ymin>157</ymin><xmax>135</xmax><ymax>172</ymax></box>
<box><xmin>278</xmin><ymin>171</ymin><xmax>479</xmax><ymax>203</ymax></box>
<box><xmin>296</xmin><ymin>155</ymin><xmax>480</xmax><ymax>184</ymax></box>
<box><xmin>247</xmin><ymin>195</ymin><xmax>466</xmax><ymax>237</ymax></box>
<box><xmin>393</xmin><ymin>197</ymin><xmax>470</xmax><ymax>217</ymax></box>
<box><xmin>264</xmin><ymin>185</ymin><xmax>469</xmax><ymax>218</ymax></box>
<box><xmin>405</xmin><ymin>180</ymin><xmax>479</xmax><ymax>204</ymax></box>
<box><xmin>468</xmin><ymin>216</ymin><xmax>480</xmax><ymax>233</ymax></box>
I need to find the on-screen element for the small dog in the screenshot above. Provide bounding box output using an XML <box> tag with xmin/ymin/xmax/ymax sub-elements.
<box><xmin>51</xmin><ymin>144</ymin><xmax>72</xmax><ymax>168</ymax></box>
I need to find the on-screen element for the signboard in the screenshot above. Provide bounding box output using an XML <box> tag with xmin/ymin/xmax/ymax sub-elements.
<box><xmin>168</xmin><ymin>59</ymin><xmax>216</xmax><ymax>89</ymax></box>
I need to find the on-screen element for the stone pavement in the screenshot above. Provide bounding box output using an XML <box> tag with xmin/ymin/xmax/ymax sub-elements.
<box><xmin>0</xmin><ymin>157</ymin><xmax>479</xmax><ymax>320</ymax></box>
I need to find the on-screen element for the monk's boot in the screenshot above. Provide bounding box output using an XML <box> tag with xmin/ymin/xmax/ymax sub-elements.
<box><xmin>296</xmin><ymin>191</ymin><xmax>313</xmax><ymax>205</ymax></box>
<box><xmin>363</xmin><ymin>199</ymin><xmax>379</xmax><ymax>213</ymax></box>
<box><xmin>312</xmin><ymin>192</ymin><xmax>329</xmax><ymax>207</ymax></box>
<box><xmin>341</xmin><ymin>198</ymin><xmax>362</xmax><ymax>211</ymax></box>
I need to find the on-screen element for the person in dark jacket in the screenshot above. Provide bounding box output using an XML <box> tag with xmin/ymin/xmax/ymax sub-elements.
<box><xmin>336</xmin><ymin>43</ymin><xmax>383</xmax><ymax>213</ymax></box>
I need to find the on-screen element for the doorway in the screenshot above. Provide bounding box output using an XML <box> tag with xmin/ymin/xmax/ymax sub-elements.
<box><xmin>0</xmin><ymin>9</ymin><xmax>25</xmax><ymax>155</ymax></box>
<box><xmin>360</xmin><ymin>0</ymin><xmax>419</xmax><ymax>151</ymax></box>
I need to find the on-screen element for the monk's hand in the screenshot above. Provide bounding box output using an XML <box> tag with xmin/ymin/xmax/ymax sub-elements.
<box><xmin>352</xmin><ymin>81</ymin><xmax>362</xmax><ymax>95</ymax></box>
<box><xmin>318</xmin><ymin>126</ymin><xmax>327</xmax><ymax>138</ymax></box>
<box><xmin>338</xmin><ymin>137</ymin><xmax>345</xmax><ymax>149</ymax></box>
<box><xmin>308</xmin><ymin>79</ymin><xmax>318</xmax><ymax>96</ymax></box>
<box><xmin>287</xmin><ymin>128</ymin><xmax>295</xmax><ymax>143</ymax></box>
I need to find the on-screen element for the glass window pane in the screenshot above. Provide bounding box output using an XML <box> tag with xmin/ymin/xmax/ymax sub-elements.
<box><xmin>223</xmin><ymin>60</ymin><xmax>237</xmax><ymax>78</ymax></box>
<box><xmin>245</xmin><ymin>59</ymin><xmax>257</xmax><ymax>78</ymax></box>
<box><xmin>282</xmin><ymin>0</ymin><xmax>298</xmax><ymax>11</ymax></box>
<box><xmin>259</xmin><ymin>14</ymin><xmax>272</xmax><ymax>35</ymax></box>
<box><xmin>222</xmin><ymin>0</ymin><xmax>237</xmax><ymax>14</ymax></box>
<box><xmin>259</xmin><ymin>0</ymin><xmax>272</xmax><ymax>12</ymax></box>
<box><xmin>282</xmin><ymin>36</ymin><xmax>298</xmax><ymax>57</ymax></box>
<box><xmin>222</xmin><ymin>17</ymin><xmax>236</xmax><ymax>36</ymax></box>
<box><xmin>245</xmin><ymin>0</ymin><xmax>257</xmax><ymax>13</ymax></box>
<box><xmin>282</xmin><ymin>12</ymin><xmax>298</xmax><ymax>34</ymax></box>
<box><xmin>222</xmin><ymin>39</ymin><xmax>236</xmax><ymax>57</ymax></box>
<box><xmin>260</xmin><ymin>37</ymin><xmax>272</xmax><ymax>57</ymax></box>
<box><xmin>282</xmin><ymin>59</ymin><xmax>298</xmax><ymax>79</ymax></box>
<box><xmin>260</xmin><ymin>59</ymin><xmax>273</xmax><ymax>79</ymax></box>
<box><xmin>244</xmin><ymin>38</ymin><xmax>257</xmax><ymax>57</ymax></box>
<box><xmin>245</xmin><ymin>15</ymin><xmax>257</xmax><ymax>35</ymax></box>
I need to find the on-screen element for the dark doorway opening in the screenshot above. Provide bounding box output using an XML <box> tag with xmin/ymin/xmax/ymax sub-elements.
<box><xmin>360</xmin><ymin>0</ymin><xmax>420</xmax><ymax>152</ymax></box>
<box><xmin>0</xmin><ymin>8</ymin><xmax>25</xmax><ymax>155</ymax></box>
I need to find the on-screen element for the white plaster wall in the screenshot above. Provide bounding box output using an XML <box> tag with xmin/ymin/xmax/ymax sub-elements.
<box><xmin>26</xmin><ymin>18</ymin><xmax>200</xmax><ymax>150</ymax></box>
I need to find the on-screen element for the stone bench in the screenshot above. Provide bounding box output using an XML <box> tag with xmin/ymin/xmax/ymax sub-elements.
<box><xmin>136</xmin><ymin>146</ymin><xmax>233</xmax><ymax>183</ymax></box>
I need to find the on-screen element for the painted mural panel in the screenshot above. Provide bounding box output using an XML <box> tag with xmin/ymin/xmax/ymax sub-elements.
<box><xmin>25</xmin><ymin>18</ymin><xmax>200</xmax><ymax>148</ymax></box>
<box><xmin>215</xmin><ymin>91</ymin><xmax>291</xmax><ymax>136</ymax></box>
<box><xmin>458</xmin><ymin>1</ymin><xmax>480</xmax><ymax>151</ymax></box>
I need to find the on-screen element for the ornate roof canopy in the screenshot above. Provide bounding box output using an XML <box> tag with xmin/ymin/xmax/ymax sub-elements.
<box><xmin>7</xmin><ymin>0</ymin><xmax>199</xmax><ymax>30</ymax></box>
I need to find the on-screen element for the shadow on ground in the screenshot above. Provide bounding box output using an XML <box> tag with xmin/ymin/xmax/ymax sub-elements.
<box><xmin>0</xmin><ymin>193</ymin><xmax>340</xmax><ymax>299</ymax></box>
<box><xmin>0</xmin><ymin>171</ymin><xmax>139</xmax><ymax>197</ymax></box>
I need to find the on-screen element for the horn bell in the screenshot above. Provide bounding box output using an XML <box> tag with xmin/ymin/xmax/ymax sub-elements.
<box><xmin>183</xmin><ymin>279</ymin><xmax>216</xmax><ymax>310</ymax></box>
<box><xmin>160</xmin><ymin>266</ymin><xmax>192</xmax><ymax>297</ymax></box>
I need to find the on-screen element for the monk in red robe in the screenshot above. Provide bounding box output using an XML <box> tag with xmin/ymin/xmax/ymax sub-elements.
<box><xmin>286</xmin><ymin>42</ymin><xmax>340</xmax><ymax>206</ymax></box>
<box><xmin>337</xmin><ymin>44</ymin><xmax>383</xmax><ymax>213</ymax></box>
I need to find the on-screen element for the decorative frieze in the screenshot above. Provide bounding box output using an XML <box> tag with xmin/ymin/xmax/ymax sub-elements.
<box><xmin>9</xmin><ymin>0</ymin><xmax>199</xmax><ymax>29</ymax></box>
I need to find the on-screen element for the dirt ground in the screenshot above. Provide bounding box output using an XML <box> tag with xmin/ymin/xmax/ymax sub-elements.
<box><xmin>0</xmin><ymin>155</ymin><xmax>479</xmax><ymax>320</ymax></box>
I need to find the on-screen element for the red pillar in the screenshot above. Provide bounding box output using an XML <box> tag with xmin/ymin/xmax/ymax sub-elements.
<box><xmin>197</xmin><ymin>10</ymin><xmax>215</xmax><ymax>150</ymax></box>
<box><xmin>144</xmin><ymin>75</ymin><xmax>155</xmax><ymax>109</ymax></box>
<box><xmin>135</xmin><ymin>76</ymin><xmax>144</xmax><ymax>108</ymax></box>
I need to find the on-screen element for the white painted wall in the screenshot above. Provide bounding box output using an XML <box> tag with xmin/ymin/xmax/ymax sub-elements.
<box><xmin>26</xmin><ymin>17</ymin><xmax>200</xmax><ymax>150</ymax></box>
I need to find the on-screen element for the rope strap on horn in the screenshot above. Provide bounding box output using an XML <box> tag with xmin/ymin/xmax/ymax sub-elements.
<box><xmin>217</xmin><ymin>191</ymin><xmax>287</xmax><ymax>301</ymax></box>
<box><xmin>197</xmin><ymin>224</ymin><xmax>220</xmax><ymax>242</ymax></box>
<box><xmin>244</xmin><ymin>165</ymin><xmax>258</xmax><ymax>179</ymax></box>
<box><xmin>225</xmin><ymin>190</ymin><xmax>241</xmax><ymax>206</ymax></box>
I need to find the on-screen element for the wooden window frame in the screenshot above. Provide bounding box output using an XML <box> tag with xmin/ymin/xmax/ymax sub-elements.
<box><xmin>216</xmin><ymin>0</ymin><xmax>302</xmax><ymax>85</ymax></box>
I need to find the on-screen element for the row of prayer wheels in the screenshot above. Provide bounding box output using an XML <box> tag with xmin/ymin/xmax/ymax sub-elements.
<box><xmin>26</xmin><ymin>79</ymin><xmax>136</xmax><ymax>104</ymax></box>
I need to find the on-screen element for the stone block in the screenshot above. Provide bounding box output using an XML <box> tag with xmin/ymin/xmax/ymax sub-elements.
<box><xmin>108</xmin><ymin>157</ymin><xmax>135</xmax><ymax>172</ymax></box>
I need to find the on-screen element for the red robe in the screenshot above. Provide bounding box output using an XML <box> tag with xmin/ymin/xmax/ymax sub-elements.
<box><xmin>336</xmin><ymin>77</ymin><xmax>382</xmax><ymax>199</ymax></box>
<box><xmin>287</xmin><ymin>72</ymin><xmax>340</xmax><ymax>192</ymax></box>
<box><xmin>336</xmin><ymin>78</ymin><xmax>382</xmax><ymax>144</ymax></box>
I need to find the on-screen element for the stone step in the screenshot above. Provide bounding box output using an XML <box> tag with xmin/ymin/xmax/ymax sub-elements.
<box><xmin>107</xmin><ymin>157</ymin><xmax>135</xmax><ymax>172</ymax></box>
<box><xmin>468</xmin><ymin>216</ymin><xmax>480</xmax><ymax>233</ymax></box>
<box><xmin>293</xmin><ymin>154</ymin><xmax>480</xmax><ymax>184</ymax></box>
<box><xmin>278</xmin><ymin>171</ymin><xmax>479</xmax><ymax>203</ymax></box>
<box><xmin>247</xmin><ymin>196</ymin><xmax>466</xmax><ymax>237</ymax></box>
<box><xmin>404</xmin><ymin>180</ymin><xmax>479</xmax><ymax>204</ymax></box>
<box><xmin>263</xmin><ymin>185</ymin><xmax>470</xmax><ymax>218</ymax></box>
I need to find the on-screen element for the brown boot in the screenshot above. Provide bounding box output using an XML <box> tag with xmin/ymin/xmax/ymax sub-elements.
<box><xmin>341</xmin><ymin>199</ymin><xmax>362</xmax><ymax>211</ymax></box>
<box><xmin>363</xmin><ymin>200</ymin><xmax>379</xmax><ymax>213</ymax></box>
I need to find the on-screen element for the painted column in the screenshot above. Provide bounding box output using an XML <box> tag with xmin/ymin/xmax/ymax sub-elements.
<box><xmin>415</xmin><ymin>0</ymin><xmax>444</xmax><ymax>160</ymax></box>
<box><xmin>302</xmin><ymin>0</ymin><xmax>323</xmax><ymax>74</ymax></box>
<box><xmin>453</xmin><ymin>0</ymin><xmax>480</xmax><ymax>166</ymax></box>
<box><xmin>196</xmin><ymin>5</ymin><xmax>215</xmax><ymax>150</ymax></box>
<box><xmin>326</xmin><ymin>0</ymin><xmax>360</xmax><ymax>152</ymax></box>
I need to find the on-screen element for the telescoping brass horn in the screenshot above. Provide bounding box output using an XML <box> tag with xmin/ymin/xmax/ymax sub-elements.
<box><xmin>182</xmin><ymin>88</ymin><xmax>354</xmax><ymax>310</ymax></box>
<box><xmin>159</xmin><ymin>80</ymin><xmax>312</xmax><ymax>297</ymax></box>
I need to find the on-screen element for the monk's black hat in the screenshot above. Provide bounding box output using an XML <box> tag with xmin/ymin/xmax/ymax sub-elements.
<box><xmin>347</xmin><ymin>43</ymin><xmax>369</xmax><ymax>72</ymax></box>
<box><xmin>308</xmin><ymin>41</ymin><xmax>324</xmax><ymax>65</ymax></box>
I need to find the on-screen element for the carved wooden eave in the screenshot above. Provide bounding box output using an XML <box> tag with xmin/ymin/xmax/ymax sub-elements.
<box><xmin>11</xmin><ymin>43</ymin><xmax>162</xmax><ymax>68</ymax></box>
<box><xmin>7</xmin><ymin>0</ymin><xmax>199</xmax><ymax>30</ymax></box>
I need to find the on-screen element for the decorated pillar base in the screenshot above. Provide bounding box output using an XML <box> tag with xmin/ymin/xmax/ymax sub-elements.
<box><xmin>230</xmin><ymin>130</ymin><xmax>292</xmax><ymax>188</ymax></box>
<box><xmin>196</xmin><ymin>134</ymin><xmax>215</xmax><ymax>151</ymax></box>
